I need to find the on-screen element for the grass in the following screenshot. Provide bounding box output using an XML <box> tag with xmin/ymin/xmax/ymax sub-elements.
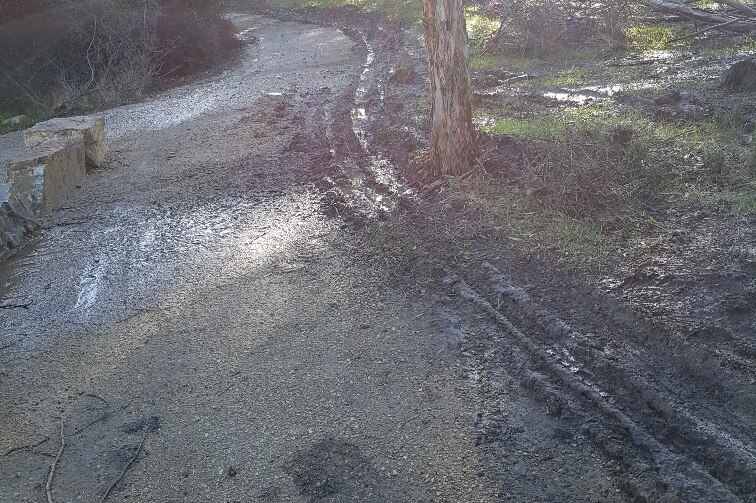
<box><xmin>446</xmin><ymin>175</ymin><xmax>611</xmax><ymax>262</ymax></box>
<box><xmin>480</xmin><ymin>100</ymin><xmax>746</xmax><ymax>151</ymax></box>
<box><xmin>627</xmin><ymin>24</ymin><xmax>688</xmax><ymax>52</ymax></box>
<box><xmin>726</xmin><ymin>190</ymin><xmax>756</xmax><ymax>214</ymax></box>
<box><xmin>472</xmin><ymin>87</ymin><xmax>756</xmax><ymax>256</ymax></box>
<box><xmin>544</xmin><ymin>67</ymin><xmax>593</xmax><ymax>87</ymax></box>
<box><xmin>469</xmin><ymin>54</ymin><xmax>545</xmax><ymax>71</ymax></box>
<box><xmin>0</xmin><ymin>109</ymin><xmax>55</xmax><ymax>135</ymax></box>
<box><xmin>477</xmin><ymin>115</ymin><xmax>566</xmax><ymax>137</ymax></box>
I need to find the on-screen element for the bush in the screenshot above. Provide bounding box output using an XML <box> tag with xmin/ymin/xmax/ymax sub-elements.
<box><xmin>156</xmin><ymin>0</ymin><xmax>241</xmax><ymax>81</ymax></box>
<box><xmin>0</xmin><ymin>0</ymin><xmax>241</xmax><ymax>117</ymax></box>
<box><xmin>480</xmin><ymin>0</ymin><xmax>635</xmax><ymax>58</ymax></box>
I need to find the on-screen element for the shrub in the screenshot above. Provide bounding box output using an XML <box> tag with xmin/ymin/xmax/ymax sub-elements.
<box><xmin>480</xmin><ymin>0</ymin><xmax>635</xmax><ymax>58</ymax></box>
<box><xmin>0</xmin><ymin>0</ymin><xmax>241</xmax><ymax>116</ymax></box>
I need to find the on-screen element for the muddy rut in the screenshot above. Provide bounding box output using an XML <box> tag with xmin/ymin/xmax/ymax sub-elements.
<box><xmin>1</xmin><ymin>11</ymin><xmax>753</xmax><ymax>503</ymax></box>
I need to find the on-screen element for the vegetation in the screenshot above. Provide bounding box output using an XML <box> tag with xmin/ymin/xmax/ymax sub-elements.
<box><xmin>4</xmin><ymin>0</ymin><xmax>756</xmax><ymax>260</ymax></box>
<box><xmin>453</xmin><ymin>0</ymin><xmax>756</xmax><ymax>261</ymax></box>
<box><xmin>0</xmin><ymin>0</ymin><xmax>241</xmax><ymax>131</ymax></box>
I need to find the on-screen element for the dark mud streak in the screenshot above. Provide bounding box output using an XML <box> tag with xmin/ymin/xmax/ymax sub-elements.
<box><xmin>287</xmin><ymin>438</ymin><xmax>387</xmax><ymax>502</ymax></box>
<box><xmin>449</xmin><ymin>272</ymin><xmax>742</xmax><ymax>502</ymax></box>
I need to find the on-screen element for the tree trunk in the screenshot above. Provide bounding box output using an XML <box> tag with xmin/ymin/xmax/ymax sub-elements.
<box><xmin>422</xmin><ymin>0</ymin><xmax>475</xmax><ymax>176</ymax></box>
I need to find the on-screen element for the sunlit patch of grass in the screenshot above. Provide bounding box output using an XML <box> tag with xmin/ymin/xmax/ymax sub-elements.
<box><xmin>465</xmin><ymin>6</ymin><xmax>500</xmax><ymax>43</ymax></box>
<box><xmin>446</xmin><ymin>177</ymin><xmax>610</xmax><ymax>262</ymax></box>
<box><xmin>726</xmin><ymin>190</ymin><xmax>756</xmax><ymax>214</ymax></box>
<box><xmin>627</xmin><ymin>24</ymin><xmax>687</xmax><ymax>52</ymax></box>
<box><xmin>469</xmin><ymin>53</ymin><xmax>545</xmax><ymax>71</ymax></box>
<box><xmin>478</xmin><ymin>115</ymin><xmax>565</xmax><ymax>137</ymax></box>
<box><xmin>543</xmin><ymin>66</ymin><xmax>591</xmax><ymax>87</ymax></box>
<box><xmin>0</xmin><ymin>109</ymin><xmax>51</xmax><ymax>134</ymax></box>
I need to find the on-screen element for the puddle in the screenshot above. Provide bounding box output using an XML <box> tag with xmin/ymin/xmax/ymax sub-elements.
<box><xmin>0</xmin><ymin>186</ymin><xmax>329</xmax><ymax>349</ymax></box>
<box><xmin>338</xmin><ymin>28</ymin><xmax>413</xmax><ymax>217</ymax></box>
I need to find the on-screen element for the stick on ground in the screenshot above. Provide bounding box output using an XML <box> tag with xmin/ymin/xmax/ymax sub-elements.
<box><xmin>46</xmin><ymin>418</ymin><xmax>65</xmax><ymax>503</ymax></box>
<box><xmin>99</xmin><ymin>427</ymin><xmax>148</xmax><ymax>503</ymax></box>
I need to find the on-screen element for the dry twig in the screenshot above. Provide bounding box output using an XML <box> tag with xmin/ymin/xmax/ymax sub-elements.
<box><xmin>99</xmin><ymin>427</ymin><xmax>147</xmax><ymax>503</ymax></box>
<box><xmin>46</xmin><ymin>418</ymin><xmax>65</xmax><ymax>503</ymax></box>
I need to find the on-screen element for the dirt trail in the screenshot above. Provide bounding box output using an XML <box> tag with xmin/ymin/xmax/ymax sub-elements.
<box><xmin>4</xmin><ymin>11</ymin><xmax>744</xmax><ymax>503</ymax></box>
<box><xmin>0</xmin><ymin>13</ymin><xmax>621</xmax><ymax>503</ymax></box>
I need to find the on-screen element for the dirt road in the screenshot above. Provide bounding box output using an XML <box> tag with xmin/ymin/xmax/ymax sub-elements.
<box><xmin>0</xmin><ymin>14</ymin><xmax>612</xmax><ymax>503</ymax></box>
<box><xmin>1</xmin><ymin>12</ymin><xmax>751</xmax><ymax>503</ymax></box>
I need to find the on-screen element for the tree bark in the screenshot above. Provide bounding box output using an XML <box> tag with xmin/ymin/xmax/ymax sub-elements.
<box><xmin>422</xmin><ymin>0</ymin><xmax>475</xmax><ymax>176</ymax></box>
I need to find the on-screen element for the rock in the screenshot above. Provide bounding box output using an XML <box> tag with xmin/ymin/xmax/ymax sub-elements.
<box><xmin>0</xmin><ymin>181</ymin><xmax>37</xmax><ymax>257</ymax></box>
<box><xmin>654</xmin><ymin>89</ymin><xmax>681</xmax><ymax>106</ymax></box>
<box><xmin>6</xmin><ymin>139</ymin><xmax>85</xmax><ymax>216</ymax></box>
<box><xmin>24</xmin><ymin>115</ymin><xmax>106</xmax><ymax>169</ymax></box>
<box><xmin>720</xmin><ymin>59</ymin><xmax>756</xmax><ymax>92</ymax></box>
<box><xmin>2</xmin><ymin>115</ymin><xmax>26</xmax><ymax>126</ymax></box>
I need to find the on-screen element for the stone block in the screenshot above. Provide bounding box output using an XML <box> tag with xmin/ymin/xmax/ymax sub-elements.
<box><xmin>8</xmin><ymin>139</ymin><xmax>85</xmax><ymax>216</ymax></box>
<box><xmin>24</xmin><ymin>115</ymin><xmax>106</xmax><ymax>169</ymax></box>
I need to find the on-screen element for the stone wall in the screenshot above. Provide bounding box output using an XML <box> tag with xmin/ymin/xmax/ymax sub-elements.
<box><xmin>0</xmin><ymin>116</ymin><xmax>105</xmax><ymax>260</ymax></box>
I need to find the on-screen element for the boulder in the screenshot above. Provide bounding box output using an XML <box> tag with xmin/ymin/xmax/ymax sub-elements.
<box><xmin>24</xmin><ymin>115</ymin><xmax>106</xmax><ymax>169</ymax></box>
<box><xmin>6</xmin><ymin>139</ymin><xmax>85</xmax><ymax>216</ymax></box>
<box><xmin>720</xmin><ymin>59</ymin><xmax>756</xmax><ymax>92</ymax></box>
<box><xmin>0</xmin><ymin>180</ymin><xmax>38</xmax><ymax>256</ymax></box>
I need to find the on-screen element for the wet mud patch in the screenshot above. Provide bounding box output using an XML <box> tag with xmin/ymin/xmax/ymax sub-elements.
<box><xmin>286</xmin><ymin>438</ymin><xmax>386</xmax><ymax>502</ymax></box>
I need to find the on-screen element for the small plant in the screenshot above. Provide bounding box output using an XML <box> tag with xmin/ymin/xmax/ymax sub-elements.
<box><xmin>626</xmin><ymin>24</ymin><xmax>686</xmax><ymax>52</ymax></box>
<box><xmin>465</xmin><ymin>6</ymin><xmax>501</xmax><ymax>45</ymax></box>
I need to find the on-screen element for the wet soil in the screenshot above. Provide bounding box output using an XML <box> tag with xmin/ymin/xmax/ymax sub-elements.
<box><xmin>342</xmin><ymin>12</ymin><xmax>756</xmax><ymax>503</ymax></box>
<box><xmin>1</xmin><ymin>7</ymin><xmax>754</xmax><ymax>503</ymax></box>
<box><xmin>269</xmin><ymin>6</ymin><xmax>756</xmax><ymax>501</ymax></box>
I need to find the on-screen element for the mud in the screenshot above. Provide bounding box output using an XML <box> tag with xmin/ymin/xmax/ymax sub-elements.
<box><xmin>280</xmin><ymin>6</ymin><xmax>756</xmax><ymax>501</ymax></box>
<box><xmin>1</xmin><ymin>7</ymin><xmax>754</xmax><ymax>503</ymax></box>
<box><xmin>0</xmin><ymin>13</ymin><xmax>497</xmax><ymax>503</ymax></box>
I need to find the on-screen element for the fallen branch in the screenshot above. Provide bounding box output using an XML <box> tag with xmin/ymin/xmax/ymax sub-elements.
<box><xmin>0</xmin><ymin>301</ymin><xmax>32</xmax><ymax>310</ymax></box>
<box><xmin>46</xmin><ymin>418</ymin><xmax>65</xmax><ymax>503</ymax></box>
<box><xmin>640</xmin><ymin>0</ymin><xmax>756</xmax><ymax>32</ymax></box>
<box><xmin>99</xmin><ymin>427</ymin><xmax>147</xmax><ymax>503</ymax></box>
<box><xmin>666</xmin><ymin>18</ymin><xmax>745</xmax><ymax>43</ymax></box>
<box><xmin>73</xmin><ymin>400</ymin><xmax>132</xmax><ymax>437</ymax></box>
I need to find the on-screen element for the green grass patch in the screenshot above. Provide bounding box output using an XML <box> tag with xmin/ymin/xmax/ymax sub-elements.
<box><xmin>627</xmin><ymin>24</ymin><xmax>687</xmax><ymax>52</ymax></box>
<box><xmin>448</xmin><ymin>178</ymin><xmax>610</xmax><ymax>262</ymax></box>
<box><xmin>470</xmin><ymin>54</ymin><xmax>545</xmax><ymax>71</ymax></box>
<box><xmin>465</xmin><ymin>6</ymin><xmax>500</xmax><ymax>44</ymax></box>
<box><xmin>543</xmin><ymin>66</ymin><xmax>592</xmax><ymax>87</ymax></box>
<box><xmin>478</xmin><ymin>115</ymin><xmax>566</xmax><ymax>138</ymax></box>
<box><xmin>726</xmin><ymin>190</ymin><xmax>756</xmax><ymax>214</ymax></box>
<box><xmin>0</xmin><ymin>109</ymin><xmax>52</xmax><ymax>134</ymax></box>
